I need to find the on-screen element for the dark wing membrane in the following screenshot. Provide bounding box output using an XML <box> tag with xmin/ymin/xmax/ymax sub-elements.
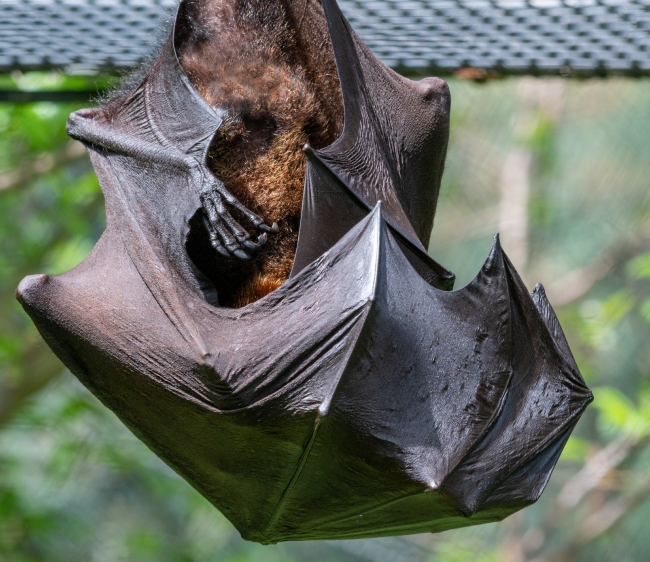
<box><xmin>290</xmin><ymin>0</ymin><xmax>454</xmax><ymax>289</ymax></box>
<box><xmin>480</xmin><ymin>422</ymin><xmax>577</xmax><ymax>514</ymax></box>
<box><xmin>440</xmin><ymin>261</ymin><xmax>593</xmax><ymax>516</ymax></box>
<box><xmin>291</xmin><ymin>156</ymin><xmax>455</xmax><ymax>288</ymax></box>
<box><xmin>97</xmin><ymin>21</ymin><xmax>223</xmax><ymax>163</ymax></box>
<box><xmin>15</xmin><ymin>208</ymin><xmax>391</xmax><ymax>543</ymax></box>
<box><xmin>260</xmin><ymin>213</ymin><xmax>592</xmax><ymax>541</ymax></box>
<box><xmin>17</xmin><ymin>202</ymin><xmax>592</xmax><ymax>543</ymax></box>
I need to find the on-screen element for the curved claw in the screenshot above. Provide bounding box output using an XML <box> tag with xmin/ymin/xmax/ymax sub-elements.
<box><xmin>242</xmin><ymin>239</ymin><xmax>261</xmax><ymax>251</ymax></box>
<box><xmin>234</xmin><ymin>249</ymin><xmax>253</xmax><ymax>260</ymax></box>
<box><xmin>214</xmin><ymin>243</ymin><xmax>230</xmax><ymax>257</ymax></box>
<box><xmin>201</xmin><ymin>214</ymin><xmax>231</xmax><ymax>257</ymax></box>
<box><xmin>200</xmin><ymin>177</ymin><xmax>279</xmax><ymax>260</ymax></box>
<box><xmin>259</xmin><ymin>222</ymin><xmax>279</xmax><ymax>234</ymax></box>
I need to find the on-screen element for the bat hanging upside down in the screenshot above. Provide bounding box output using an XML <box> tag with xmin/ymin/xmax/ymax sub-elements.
<box><xmin>17</xmin><ymin>0</ymin><xmax>592</xmax><ymax>543</ymax></box>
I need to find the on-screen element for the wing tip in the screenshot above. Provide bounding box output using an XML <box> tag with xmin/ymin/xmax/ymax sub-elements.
<box><xmin>366</xmin><ymin>199</ymin><xmax>385</xmax><ymax>231</ymax></box>
<box><xmin>479</xmin><ymin>232</ymin><xmax>505</xmax><ymax>277</ymax></box>
<box><xmin>533</xmin><ymin>281</ymin><xmax>546</xmax><ymax>294</ymax></box>
<box><xmin>16</xmin><ymin>273</ymin><xmax>50</xmax><ymax>310</ymax></box>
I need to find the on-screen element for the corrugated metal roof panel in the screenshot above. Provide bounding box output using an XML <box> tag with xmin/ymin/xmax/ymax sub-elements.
<box><xmin>0</xmin><ymin>0</ymin><xmax>648</xmax><ymax>76</ymax></box>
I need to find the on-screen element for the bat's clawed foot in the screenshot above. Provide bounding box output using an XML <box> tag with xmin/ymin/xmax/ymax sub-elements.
<box><xmin>199</xmin><ymin>180</ymin><xmax>277</xmax><ymax>260</ymax></box>
<box><xmin>258</xmin><ymin>222</ymin><xmax>279</xmax><ymax>234</ymax></box>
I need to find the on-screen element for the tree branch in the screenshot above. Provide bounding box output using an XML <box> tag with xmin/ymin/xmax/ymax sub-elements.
<box><xmin>545</xmin><ymin>218</ymin><xmax>650</xmax><ymax>307</ymax></box>
<box><xmin>0</xmin><ymin>140</ymin><xmax>87</xmax><ymax>192</ymax></box>
<box><xmin>0</xmin><ymin>341</ymin><xmax>65</xmax><ymax>428</ymax></box>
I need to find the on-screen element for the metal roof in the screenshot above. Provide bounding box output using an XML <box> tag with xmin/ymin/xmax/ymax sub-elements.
<box><xmin>1</xmin><ymin>0</ymin><xmax>649</xmax><ymax>77</ymax></box>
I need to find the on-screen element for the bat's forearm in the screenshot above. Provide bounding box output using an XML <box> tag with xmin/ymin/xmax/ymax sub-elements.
<box><xmin>67</xmin><ymin>110</ymin><xmax>194</xmax><ymax>173</ymax></box>
<box><xmin>67</xmin><ymin>108</ymin><xmax>277</xmax><ymax>261</ymax></box>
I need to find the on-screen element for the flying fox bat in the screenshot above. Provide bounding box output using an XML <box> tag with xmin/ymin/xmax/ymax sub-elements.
<box><xmin>16</xmin><ymin>0</ymin><xmax>592</xmax><ymax>544</ymax></box>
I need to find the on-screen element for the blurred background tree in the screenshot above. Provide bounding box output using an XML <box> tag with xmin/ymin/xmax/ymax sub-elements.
<box><xmin>0</xmin><ymin>71</ymin><xmax>648</xmax><ymax>561</ymax></box>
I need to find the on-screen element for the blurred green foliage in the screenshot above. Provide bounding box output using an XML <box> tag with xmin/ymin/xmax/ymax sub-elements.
<box><xmin>0</xmin><ymin>72</ymin><xmax>649</xmax><ymax>562</ymax></box>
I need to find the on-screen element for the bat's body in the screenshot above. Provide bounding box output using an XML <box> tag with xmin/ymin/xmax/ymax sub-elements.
<box><xmin>17</xmin><ymin>0</ymin><xmax>592</xmax><ymax>544</ymax></box>
<box><xmin>67</xmin><ymin>0</ymin><xmax>452</xmax><ymax>307</ymax></box>
<box><xmin>178</xmin><ymin>0</ymin><xmax>343</xmax><ymax>306</ymax></box>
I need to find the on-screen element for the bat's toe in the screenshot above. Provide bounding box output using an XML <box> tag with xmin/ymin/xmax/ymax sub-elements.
<box><xmin>242</xmin><ymin>239</ymin><xmax>261</xmax><ymax>252</ymax></box>
<box><xmin>233</xmin><ymin>249</ymin><xmax>253</xmax><ymax>260</ymax></box>
<box><xmin>258</xmin><ymin>222</ymin><xmax>279</xmax><ymax>234</ymax></box>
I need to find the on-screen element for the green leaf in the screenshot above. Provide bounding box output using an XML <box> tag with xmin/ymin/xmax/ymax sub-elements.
<box><xmin>593</xmin><ymin>386</ymin><xmax>650</xmax><ymax>439</ymax></box>
<box><xmin>627</xmin><ymin>253</ymin><xmax>650</xmax><ymax>280</ymax></box>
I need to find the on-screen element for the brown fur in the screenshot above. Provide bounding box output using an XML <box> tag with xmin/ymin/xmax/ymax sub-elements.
<box><xmin>177</xmin><ymin>0</ymin><xmax>342</xmax><ymax>307</ymax></box>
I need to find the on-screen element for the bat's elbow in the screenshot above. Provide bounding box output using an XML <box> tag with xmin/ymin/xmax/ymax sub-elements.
<box><xmin>16</xmin><ymin>274</ymin><xmax>49</xmax><ymax>309</ymax></box>
<box><xmin>66</xmin><ymin>113</ymin><xmax>83</xmax><ymax>140</ymax></box>
<box><xmin>66</xmin><ymin>108</ymin><xmax>102</xmax><ymax>139</ymax></box>
<box><xmin>419</xmin><ymin>77</ymin><xmax>451</xmax><ymax>110</ymax></box>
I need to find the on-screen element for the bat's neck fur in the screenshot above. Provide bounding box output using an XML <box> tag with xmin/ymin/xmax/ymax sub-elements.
<box><xmin>177</xmin><ymin>0</ymin><xmax>342</xmax><ymax>307</ymax></box>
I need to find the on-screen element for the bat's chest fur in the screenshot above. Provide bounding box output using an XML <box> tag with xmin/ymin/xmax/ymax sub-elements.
<box><xmin>178</xmin><ymin>0</ymin><xmax>342</xmax><ymax>308</ymax></box>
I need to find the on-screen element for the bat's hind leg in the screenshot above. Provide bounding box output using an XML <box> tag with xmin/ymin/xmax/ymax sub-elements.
<box><xmin>198</xmin><ymin>177</ymin><xmax>277</xmax><ymax>260</ymax></box>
